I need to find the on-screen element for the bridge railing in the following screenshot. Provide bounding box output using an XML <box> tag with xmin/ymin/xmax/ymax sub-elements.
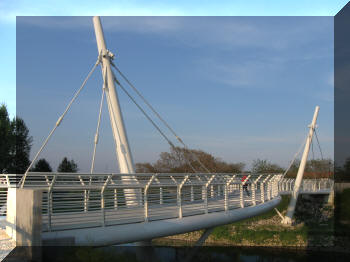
<box><xmin>0</xmin><ymin>174</ymin><xmax>20</xmax><ymax>217</ymax></box>
<box><xmin>0</xmin><ymin>173</ymin><xmax>334</xmax><ymax>232</ymax></box>
<box><xmin>278</xmin><ymin>178</ymin><xmax>333</xmax><ymax>193</ymax></box>
<box><xmin>0</xmin><ymin>172</ymin><xmax>282</xmax><ymax>231</ymax></box>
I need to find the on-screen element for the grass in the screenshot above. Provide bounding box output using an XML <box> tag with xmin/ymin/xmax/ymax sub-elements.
<box><xmin>336</xmin><ymin>189</ymin><xmax>350</xmax><ymax>220</ymax></box>
<box><xmin>335</xmin><ymin>188</ymin><xmax>350</xmax><ymax>236</ymax></box>
<box><xmin>211</xmin><ymin>226</ymin><xmax>308</xmax><ymax>246</ymax></box>
<box><xmin>204</xmin><ymin>195</ymin><xmax>332</xmax><ymax>246</ymax></box>
<box><xmin>231</xmin><ymin>195</ymin><xmax>291</xmax><ymax>225</ymax></box>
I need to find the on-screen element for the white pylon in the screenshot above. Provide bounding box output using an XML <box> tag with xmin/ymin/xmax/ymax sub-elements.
<box><xmin>282</xmin><ymin>106</ymin><xmax>320</xmax><ymax>224</ymax></box>
<box><xmin>93</xmin><ymin>16</ymin><xmax>140</xmax><ymax>205</ymax></box>
<box><xmin>93</xmin><ymin>16</ymin><xmax>135</xmax><ymax>173</ymax></box>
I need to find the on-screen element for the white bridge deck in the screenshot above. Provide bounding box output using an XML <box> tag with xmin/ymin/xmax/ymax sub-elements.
<box><xmin>0</xmin><ymin>173</ymin><xmax>333</xmax><ymax>245</ymax></box>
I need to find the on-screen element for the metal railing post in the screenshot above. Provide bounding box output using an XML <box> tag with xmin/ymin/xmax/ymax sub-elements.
<box><xmin>48</xmin><ymin>190</ymin><xmax>52</xmax><ymax>231</ymax></box>
<box><xmin>144</xmin><ymin>174</ymin><xmax>157</xmax><ymax>222</ymax></box>
<box><xmin>101</xmin><ymin>174</ymin><xmax>112</xmax><ymax>227</ymax></box>
<box><xmin>202</xmin><ymin>185</ymin><xmax>206</xmax><ymax>201</ymax></box>
<box><xmin>84</xmin><ymin>190</ymin><xmax>88</xmax><ymax>212</ymax></box>
<box><xmin>225</xmin><ymin>175</ymin><xmax>236</xmax><ymax>212</ymax></box>
<box><xmin>240</xmin><ymin>174</ymin><xmax>250</xmax><ymax>208</ymax></box>
<box><xmin>204</xmin><ymin>174</ymin><xmax>216</xmax><ymax>213</ymax></box>
<box><xmin>101</xmin><ymin>192</ymin><xmax>105</xmax><ymax>226</ymax></box>
<box><xmin>47</xmin><ymin>175</ymin><xmax>56</xmax><ymax>232</ymax></box>
<box><xmin>252</xmin><ymin>183</ymin><xmax>256</xmax><ymax>206</ymax></box>
<box><xmin>240</xmin><ymin>184</ymin><xmax>244</xmax><ymax>208</ymax></box>
<box><xmin>191</xmin><ymin>185</ymin><xmax>194</xmax><ymax>202</ymax></box>
<box><xmin>144</xmin><ymin>187</ymin><xmax>148</xmax><ymax>222</ymax></box>
<box><xmin>160</xmin><ymin>187</ymin><xmax>163</xmax><ymax>205</ymax></box>
<box><xmin>204</xmin><ymin>186</ymin><xmax>208</xmax><ymax>213</ymax></box>
<box><xmin>262</xmin><ymin>175</ymin><xmax>271</xmax><ymax>201</ymax></box>
<box><xmin>252</xmin><ymin>175</ymin><xmax>262</xmax><ymax>206</ymax></box>
<box><xmin>178</xmin><ymin>175</ymin><xmax>190</xmax><ymax>219</ymax></box>
<box><xmin>224</xmin><ymin>184</ymin><xmax>228</xmax><ymax>211</ymax></box>
<box><xmin>114</xmin><ymin>189</ymin><xmax>118</xmax><ymax>209</ymax></box>
<box><xmin>177</xmin><ymin>186</ymin><xmax>182</xmax><ymax>218</ymax></box>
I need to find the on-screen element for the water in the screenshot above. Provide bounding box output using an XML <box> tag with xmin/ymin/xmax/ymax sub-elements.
<box><xmin>94</xmin><ymin>245</ymin><xmax>350</xmax><ymax>262</ymax></box>
<box><xmin>6</xmin><ymin>245</ymin><xmax>350</xmax><ymax>261</ymax></box>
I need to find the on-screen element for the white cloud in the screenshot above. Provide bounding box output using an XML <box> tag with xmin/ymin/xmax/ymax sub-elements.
<box><xmin>14</xmin><ymin>17</ymin><xmax>333</xmax><ymax>52</ymax></box>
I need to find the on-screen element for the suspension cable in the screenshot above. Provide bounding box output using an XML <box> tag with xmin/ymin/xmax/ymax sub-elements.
<box><xmin>20</xmin><ymin>59</ymin><xmax>100</xmax><ymax>187</ymax></box>
<box><xmin>311</xmin><ymin>136</ymin><xmax>315</xmax><ymax>161</ymax></box>
<box><xmin>314</xmin><ymin>129</ymin><xmax>330</xmax><ymax>176</ymax></box>
<box><xmin>112</xmin><ymin>74</ymin><xmax>199</xmax><ymax>173</ymax></box>
<box><xmin>311</xmin><ymin>137</ymin><xmax>316</xmax><ymax>178</ymax></box>
<box><xmin>111</xmin><ymin>62</ymin><xmax>212</xmax><ymax>173</ymax></box>
<box><xmin>112</xmin><ymin>76</ymin><xmax>175</xmax><ymax>150</ymax></box>
<box><xmin>282</xmin><ymin>135</ymin><xmax>307</xmax><ymax>178</ymax></box>
<box><xmin>90</xmin><ymin>66</ymin><xmax>107</xmax><ymax>174</ymax></box>
<box><xmin>314</xmin><ymin>129</ymin><xmax>324</xmax><ymax>160</ymax></box>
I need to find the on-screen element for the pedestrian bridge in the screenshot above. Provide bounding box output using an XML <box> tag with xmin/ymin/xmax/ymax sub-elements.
<box><xmin>0</xmin><ymin>172</ymin><xmax>333</xmax><ymax>245</ymax></box>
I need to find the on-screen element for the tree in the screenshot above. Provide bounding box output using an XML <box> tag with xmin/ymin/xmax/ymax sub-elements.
<box><xmin>0</xmin><ymin>104</ymin><xmax>32</xmax><ymax>174</ymax></box>
<box><xmin>31</xmin><ymin>158</ymin><xmax>52</xmax><ymax>172</ymax></box>
<box><xmin>136</xmin><ymin>146</ymin><xmax>245</xmax><ymax>173</ymax></box>
<box><xmin>285</xmin><ymin>158</ymin><xmax>334</xmax><ymax>178</ymax></box>
<box><xmin>135</xmin><ymin>162</ymin><xmax>158</xmax><ymax>173</ymax></box>
<box><xmin>335</xmin><ymin>157</ymin><xmax>350</xmax><ymax>182</ymax></box>
<box><xmin>251</xmin><ymin>159</ymin><xmax>284</xmax><ymax>174</ymax></box>
<box><xmin>8</xmin><ymin>117</ymin><xmax>33</xmax><ymax>174</ymax></box>
<box><xmin>57</xmin><ymin>157</ymin><xmax>78</xmax><ymax>173</ymax></box>
<box><xmin>0</xmin><ymin>104</ymin><xmax>13</xmax><ymax>173</ymax></box>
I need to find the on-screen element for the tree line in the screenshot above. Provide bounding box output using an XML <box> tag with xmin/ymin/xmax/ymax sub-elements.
<box><xmin>0</xmin><ymin>104</ymin><xmax>342</xmax><ymax>179</ymax></box>
<box><xmin>0</xmin><ymin>104</ymin><xmax>78</xmax><ymax>173</ymax></box>
<box><xmin>136</xmin><ymin>146</ymin><xmax>334</xmax><ymax>178</ymax></box>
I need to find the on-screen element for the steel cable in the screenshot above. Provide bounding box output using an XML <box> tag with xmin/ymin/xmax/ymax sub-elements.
<box><xmin>20</xmin><ymin>59</ymin><xmax>100</xmax><ymax>187</ymax></box>
<box><xmin>112</xmin><ymin>75</ymin><xmax>198</xmax><ymax>173</ymax></box>
<box><xmin>111</xmin><ymin>62</ymin><xmax>212</xmax><ymax>173</ymax></box>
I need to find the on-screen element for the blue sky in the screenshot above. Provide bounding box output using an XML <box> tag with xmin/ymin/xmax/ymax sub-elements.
<box><xmin>1</xmin><ymin>1</ymin><xmax>347</xmax><ymax>172</ymax></box>
<box><xmin>16</xmin><ymin>16</ymin><xmax>334</xmax><ymax>172</ymax></box>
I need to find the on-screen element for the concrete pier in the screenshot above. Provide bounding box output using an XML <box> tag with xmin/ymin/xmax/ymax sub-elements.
<box><xmin>6</xmin><ymin>188</ymin><xmax>42</xmax><ymax>261</ymax></box>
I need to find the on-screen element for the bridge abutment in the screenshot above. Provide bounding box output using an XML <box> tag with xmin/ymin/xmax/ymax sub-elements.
<box><xmin>6</xmin><ymin>188</ymin><xmax>43</xmax><ymax>261</ymax></box>
<box><xmin>6</xmin><ymin>188</ymin><xmax>42</xmax><ymax>246</ymax></box>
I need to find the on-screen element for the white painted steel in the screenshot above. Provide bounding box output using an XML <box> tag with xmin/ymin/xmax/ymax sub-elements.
<box><xmin>15</xmin><ymin>172</ymin><xmax>279</xmax><ymax>231</ymax></box>
<box><xmin>283</xmin><ymin>106</ymin><xmax>320</xmax><ymax>224</ymax></box>
<box><xmin>279</xmin><ymin>178</ymin><xmax>333</xmax><ymax>195</ymax></box>
<box><xmin>42</xmin><ymin>196</ymin><xmax>281</xmax><ymax>246</ymax></box>
<box><xmin>93</xmin><ymin>16</ymin><xmax>135</xmax><ymax>174</ymax></box>
<box><xmin>92</xmin><ymin>16</ymin><xmax>140</xmax><ymax>206</ymax></box>
<box><xmin>0</xmin><ymin>172</ymin><xmax>333</xmax><ymax>245</ymax></box>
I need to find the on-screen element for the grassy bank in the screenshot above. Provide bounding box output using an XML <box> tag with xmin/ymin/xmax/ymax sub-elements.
<box><xmin>334</xmin><ymin>188</ymin><xmax>350</xmax><ymax>249</ymax></box>
<box><xmin>154</xmin><ymin>195</ymin><xmax>335</xmax><ymax>247</ymax></box>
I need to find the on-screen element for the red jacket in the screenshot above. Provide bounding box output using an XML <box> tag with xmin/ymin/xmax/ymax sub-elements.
<box><xmin>241</xmin><ymin>175</ymin><xmax>247</xmax><ymax>182</ymax></box>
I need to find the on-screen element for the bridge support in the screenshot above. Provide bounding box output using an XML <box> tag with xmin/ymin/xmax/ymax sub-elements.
<box><xmin>283</xmin><ymin>106</ymin><xmax>320</xmax><ymax>224</ymax></box>
<box><xmin>326</xmin><ymin>190</ymin><xmax>334</xmax><ymax>205</ymax></box>
<box><xmin>6</xmin><ymin>188</ymin><xmax>42</xmax><ymax>261</ymax></box>
<box><xmin>184</xmin><ymin>227</ymin><xmax>215</xmax><ymax>262</ymax></box>
<box><xmin>194</xmin><ymin>227</ymin><xmax>215</xmax><ymax>246</ymax></box>
<box><xmin>92</xmin><ymin>16</ymin><xmax>140</xmax><ymax>206</ymax></box>
<box><xmin>6</xmin><ymin>188</ymin><xmax>43</xmax><ymax>245</ymax></box>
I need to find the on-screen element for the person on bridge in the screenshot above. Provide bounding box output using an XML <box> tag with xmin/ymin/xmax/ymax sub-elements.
<box><xmin>241</xmin><ymin>175</ymin><xmax>250</xmax><ymax>196</ymax></box>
